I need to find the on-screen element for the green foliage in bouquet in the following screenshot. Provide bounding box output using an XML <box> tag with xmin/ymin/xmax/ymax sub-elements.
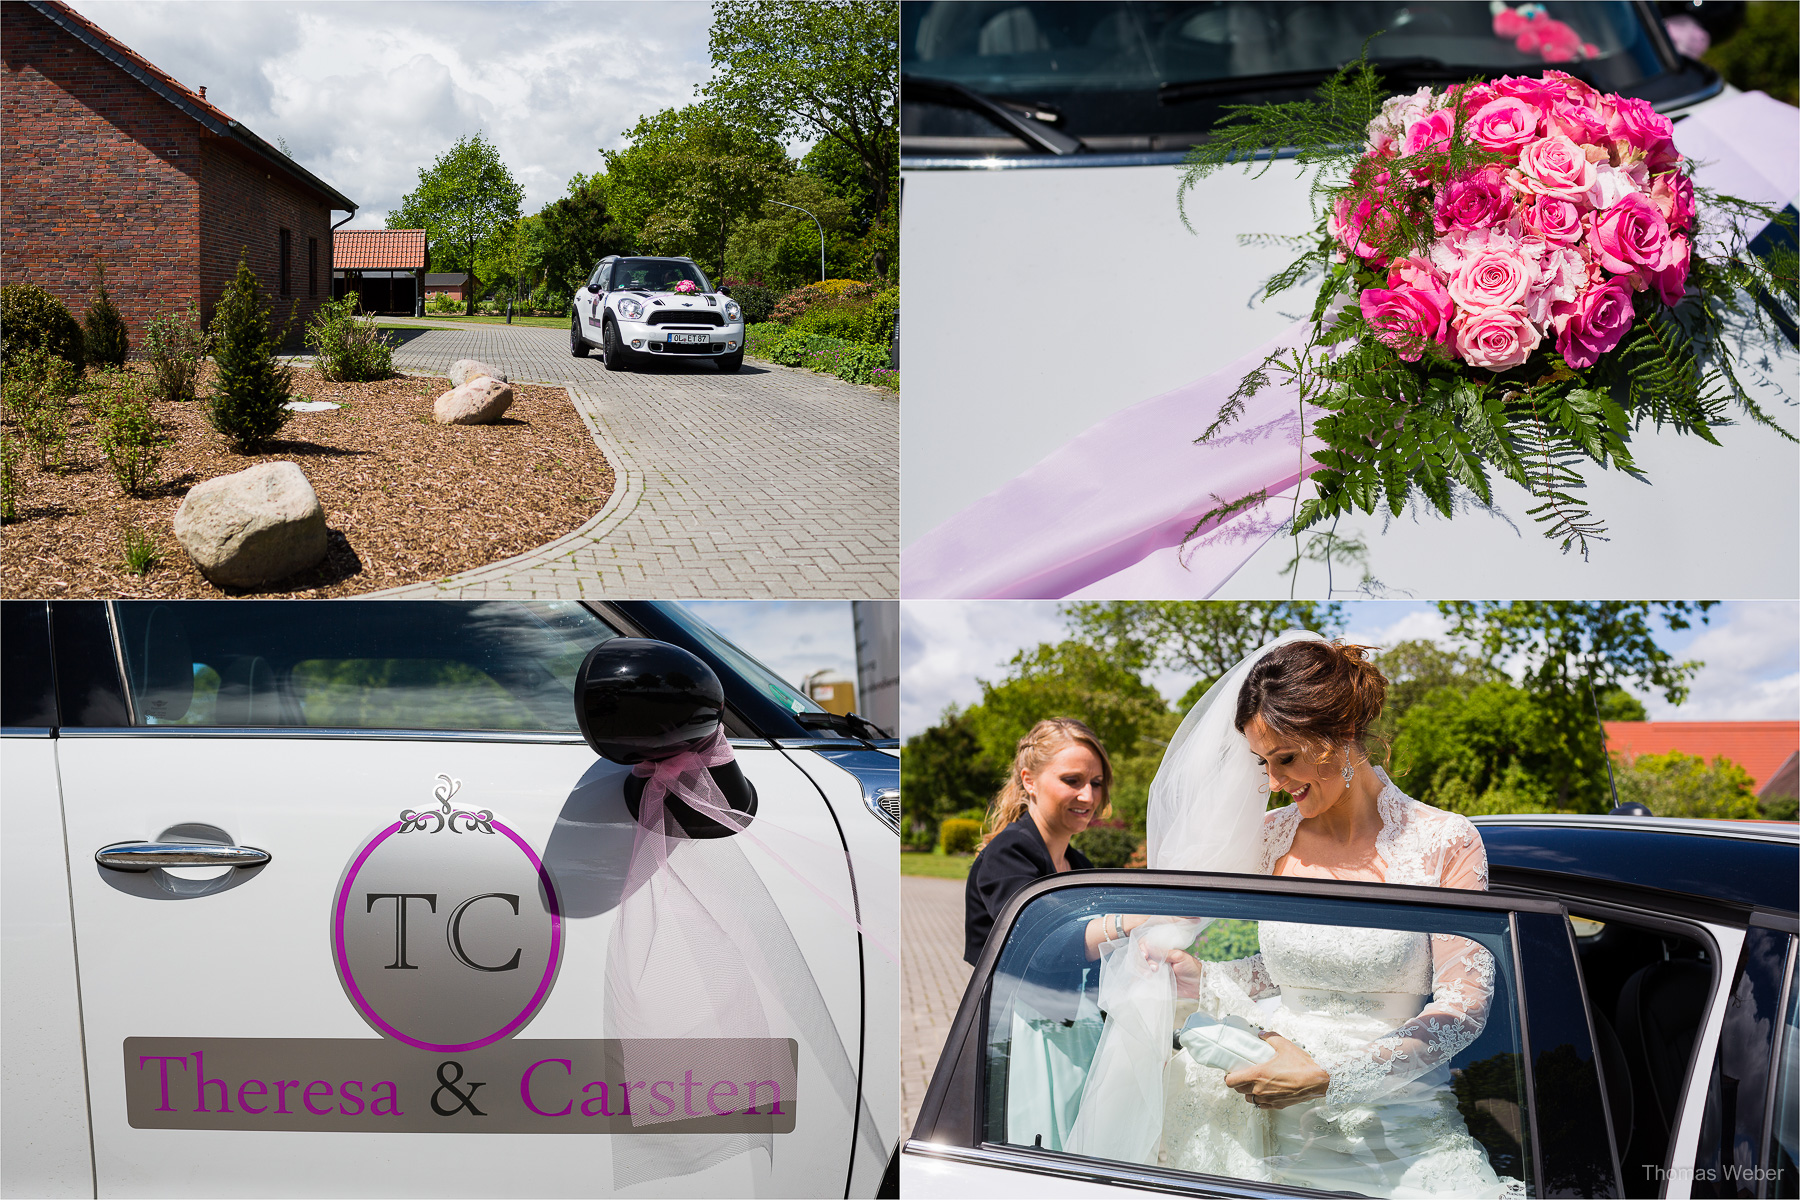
<box><xmin>1177</xmin><ymin>51</ymin><xmax>1798</xmax><ymax>559</ymax></box>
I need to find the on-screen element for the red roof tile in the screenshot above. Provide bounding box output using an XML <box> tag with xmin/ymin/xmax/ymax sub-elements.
<box><xmin>335</xmin><ymin>230</ymin><xmax>427</xmax><ymax>271</ymax></box>
<box><xmin>1603</xmin><ymin>721</ymin><xmax>1800</xmax><ymax>793</ymax></box>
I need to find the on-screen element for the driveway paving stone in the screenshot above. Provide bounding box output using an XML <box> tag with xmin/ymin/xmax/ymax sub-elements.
<box><xmin>902</xmin><ymin>874</ymin><xmax>973</xmax><ymax>1138</ymax></box>
<box><xmin>361</xmin><ymin>320</ymin><xmax>897</xmax><ymax>598</ymax></box>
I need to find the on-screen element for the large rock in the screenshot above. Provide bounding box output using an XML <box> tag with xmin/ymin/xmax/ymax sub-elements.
<box><xmin>173</xmin><ymin>462</ymin><xmax>329</xmax><ymax>587</ymax></box>
<box><xmin>434</xmin><ymin>376</ymin><xmax>514</xmax><ymax>425</ymax></box>
<box><xmin>449</xmin><ymin>358</ymin><xmax>508</xmax><ymax>387</ymax></box>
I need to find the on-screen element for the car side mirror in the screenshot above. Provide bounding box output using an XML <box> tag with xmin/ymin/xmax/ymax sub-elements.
<box><xmin>586</xmin><ymin>283</ymin><xmax>600</xmax><ymax>294</ymax></box>
<box><xmin>718</xmin><ymin>286</ymin><xmax>732</xmax><ymax>297</ymax></box>
<box><xmin>573</xmin><ymin>639</ymin><xmax>756</xmax><ymax>838</ymax></box>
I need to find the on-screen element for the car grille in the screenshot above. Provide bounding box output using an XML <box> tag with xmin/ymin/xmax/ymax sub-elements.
<box><xmin>646</xmin><ymin>310</ymin><xmax>724</xmax><ymax>327</ymax></box>
<box><xmin>651</xmin><ymin>341</ymin><xmax>721</xmax><ymax>355</ymax></box>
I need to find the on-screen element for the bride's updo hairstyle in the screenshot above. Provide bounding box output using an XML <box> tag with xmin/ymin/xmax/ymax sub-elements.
<box><xmin>1233</xmin><ymin>639</ymin><xmax>1390</xmax><ymax>764</ymax></box>
<box><xmin>982</xmin><ymin>717</ymin><xmax>1113</xmax><ymax>847</ymax></box>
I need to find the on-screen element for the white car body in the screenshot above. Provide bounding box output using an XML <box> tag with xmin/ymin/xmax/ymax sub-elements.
<box><xmin>572</xmin><ymin>255</ymin><xmax>746</xmax><ymax>368</ymax></box>
<box><xmin>900</xmin><ymin>3</ymin><xmax>1800</xmax><ymax>598</ymax></box>
<box><xmin>1</xmin><ymin>600</ymin><xmax>897</xmax><ymax>1199</ymax></box>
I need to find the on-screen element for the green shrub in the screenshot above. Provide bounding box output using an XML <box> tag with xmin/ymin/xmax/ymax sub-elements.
<box><xmin>1614</xmin><ymin>750</ymin><xmax>1762</xmax><ymax>820</ymax></box>
<box><xmin>791</xmin><ymin>303</ymin><xmax>869</xmax><ymax>341</ymax></box>
<box><xmin>860</xmin><ymin>287</ymin><xmax>899</xmax><ymax>348</ymax></box>
<box><xmin>142</xmin><ymin>304</ymin><xmax>210</xmax><ymax>403</ymax></box>
<box><xmin>306</xmin><ymin>295</ymin><xmax>395</xmax><ymax>381</ymax></box>
<box><xmin>0</xmin><ymin>429</ymin><xmax>20</xmax><ymax>521</ymax></box>
<box><xmin>120</xmin><ymin>524</ymin><xmax>162</xmax><ymax>575</ymax></box>
<box><xmin>426</xmin><ymin>292</ymin><xmax>462</xmax><ymax>314</ymax></box>
<box><xmin>1</xmin><ymin>282</ymin><xmax>85</xmax><ymax>370</ymax></box>
<box><xmin>2</xmin><ymin>345</ymin><xmax>79</xmax><ymax>468</ymax></box>
<box><xmin>475</xmin><ymin>299</ymin><xmax>499</xmax><ymax>315</ymax></box>
<box><xmin>723</xmin><ymin>280</ymin><xmax>776</xmax><ymax>324</ymax></box>
<box><xmin>770</xmin><ymin>279</ymin><xmax>877</xmax><ymax>325</ymax></box>
<box><xmin>87</xmin><ymin>370</ymin><xmax>168</xmax><ymax>495</ymax></box>
<box><xmin>871</xmin><ymin>366</ymin><xmax>898</xmax><ymax>391</ymax></box>
<box><xmin>82</xmin><ymin>260</ymin><xmax>130</xmax><ymax>369</ymax></box>
<box><xmin>1071</xmin><ymin>822</ymin><xmax>1140</xmax><ymax>869</ymax></box>
<box><xmin>205</xmin><ymin>256</ymin><xmax>292</xmax><ymax>452</ymax></box>
<box><xmin>939</xmin><ymin>817</ymin><xmax>983</xmax><ymax>856</ymax></box>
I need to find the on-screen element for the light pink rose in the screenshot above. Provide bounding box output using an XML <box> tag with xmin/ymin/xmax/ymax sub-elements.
<box><xmin>1524</xmin><ymin>244</ymin><xmax>1587</xmax><ymax>327</ymax></box>
<box><xmin>1449</xmin><ymin>246</ymin><xmax>1535</xmax><ymax>310</ymax></box>
<box><xmin>1553</xmin><ymin>279</ymin><xmax>1637</xmax><ymax>367</ymax></box>
<box><xmin>1649</xmin><ymin>233</ymin><xmax>1692</xmax><ymax>306</ymax></box>
<box><xmin>1522</xmin><ymin>194</ymin><xmax>1583</xmax><ymax>244</ymax></box>
<box><xmin>1539</xmin><ymin>70</ymin><xmax>1598</xmax><ymax>106</ymax></box>
<box><xmin>1590</xmin><ymin>191</ymin><xmax>1671</xmax><ymax>275</ymax></box>
<box><xmin>1468</xmin><ymin>97</ymin><xmax>1542</xmax><ymax>155</ymax></box>
<box><xmin>1606</xmin><ymin>96</ymin><xmax>1680</xmax><ymax>168</ymax></box>
<box><xmin>1403</xmin><ymin>106</ymin><xmax>1457</xmax><ymax>158</ymax></box>
<box><xmin>1650</xmin><ymin>172</ymin><xmax>1696</xmax><ymax>231</ymax></box>
<box><xmin>1454</xmin><ymin>305</ymin><xmax>1542</xmax><ymax>370</ymax></box>
<box><xmin>1587</xmin><ymin>159</ymin><xmax>1649</xmax><ymax>210</ymax></box>
<box><xmin>1543</xmin><ymin>98</ymin><xmax>1608</xmax><ymax>145</ymax></box>
<box><xmin>1368</xmin><ymin>85</ymin><xmax>1436</xmax><ymax>155</ymax></box>
<box><xmin>1516</xmin><ymin>135</ymin><xmax>1596</xmax><ymax>201</ymax></box>
<box><xmin>1387</xmin><ymin>256</ymin><xmax>1443</xmax><ymax>291</ymax></box>
<box><xmin>1360</xmin><ymin>281</ymin><xmax>1454</xmax><ymax>362</ymax></box>
<box><xmin>1435</xmin><ymin>168</ymin><xmax>1516</xmax><ymax>234</ymax></box>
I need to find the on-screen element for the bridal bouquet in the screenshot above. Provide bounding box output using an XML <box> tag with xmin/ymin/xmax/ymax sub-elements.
<box><xmin>1180</xmin><ymin>56</ymin><xmax>1795</xmax><ymax>555</ymax></box>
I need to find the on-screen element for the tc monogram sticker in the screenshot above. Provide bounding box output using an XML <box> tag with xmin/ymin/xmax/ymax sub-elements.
<box><xmin>332</xmin><ymin>775</ymin><xmax>562</xmax><ymax>1052</ymax></box>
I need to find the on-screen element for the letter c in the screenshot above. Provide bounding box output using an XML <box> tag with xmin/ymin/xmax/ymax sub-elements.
<box><xmin>447</xmin><ymin>893</ymin><xmax>522</xmax><ymax>972</ymax></box>
<box><xmin>521</xmin><ymin>1058</ymin><xmax>572</xmax><ymax>1117</ymax></box>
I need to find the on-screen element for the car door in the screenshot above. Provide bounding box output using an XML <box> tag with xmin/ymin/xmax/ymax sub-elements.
<box><xmin>904</xmin><ymin>869</ymin><xmax>1625</xmax><ymax>1199</ymax></box>
<box><xmin>44</xmin><ymin>600</ymin><xmax>867</xmax><ymax>1198</ymax></box>
<box><xmin>583</xmin><ymin>259</ymin><xmax>611</xmax><ymax>339</ymax></box>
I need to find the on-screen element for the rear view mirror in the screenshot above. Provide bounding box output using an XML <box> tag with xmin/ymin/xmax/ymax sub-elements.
<box><xmin>573</xmin><ymin>639</ymin><xmax>756</xmax><ymax>838</ymax></box>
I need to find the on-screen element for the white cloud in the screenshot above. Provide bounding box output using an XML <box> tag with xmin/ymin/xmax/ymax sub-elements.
<box><xmin>1641</xmin><ymin>600</ymin><xmax>1799</xmax><ymax>720</ymax></box>
<box><xmin>67</xmin><ymin>1</ymin><xmax>714</xmax><ymax>225</ymax></box>
<box><xmin>899</xmin><ymin>601</ymin><xmax>1066</xmax><ymax>739</ymax></box>
<box><xmin>679</xmin><ymin>601</ymin><xmax>856</xmax><ymax>699</ymax></box>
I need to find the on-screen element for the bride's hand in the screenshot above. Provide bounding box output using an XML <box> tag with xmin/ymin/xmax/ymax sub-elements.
<box><xmin>1222</xmin><ymin>1035</ymin><xmax>1330</xmax><ymax>1109</ymax></box>
<box><xmin>1153</xmin><ymin>947</ymin><xmax>1205</xmax><ymax>999</ymax></box>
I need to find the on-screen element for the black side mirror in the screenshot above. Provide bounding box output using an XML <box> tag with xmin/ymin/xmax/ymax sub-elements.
<box><xmin>718</xmin><ymin>286</ymin><xmax>732</xmax><ymax>297</ymax></box>
<box><xmin>586</xmin><ymin>283</ymin><xmax>600</xmax><ymax>294</ymax></box>
<box><xmin>573</xmin><ymin>639</ymin><xmax>756</xmax><ymax>838</ymax></box>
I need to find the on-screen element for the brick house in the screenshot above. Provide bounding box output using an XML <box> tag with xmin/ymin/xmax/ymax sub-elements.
<box><xmin>424</xmin><ymin>272</ymin><xmax>476</xmax><ymax>304</ymax></box>
<box><xmin>333</xmin><ymin>228</ymin><xmax>427</xmax><ymax>315</ymax></box>
<box><xmin>1604</xmin><ymin>720</ymin><xmax>1800</xmax><ymax>801</ymax></box>
<box><xmin>1</xmin><ymin>0</ymin><xmax>356</xmax><ymax>349</ymax></box>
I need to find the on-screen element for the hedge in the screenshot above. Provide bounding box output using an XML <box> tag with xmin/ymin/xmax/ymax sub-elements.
<box><xmin>939</xmin><ymin>818</ymin><xmax>983</xmax><ymax>856</ymax></box>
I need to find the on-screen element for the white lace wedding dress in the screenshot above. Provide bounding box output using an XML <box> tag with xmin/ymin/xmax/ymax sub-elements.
<box><xmin>1161</xmin><ymin>775</ymin><xmax>1525</xmax><ymax>1198</ymax></box>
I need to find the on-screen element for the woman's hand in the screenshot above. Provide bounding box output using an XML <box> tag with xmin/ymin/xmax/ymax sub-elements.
<box><xmin>1155</xmin><ymin>946</ymin><xmax>1206</xmax><ymax>999</ymax></box>
<box><xmin>1222</xmin><ymin>1034</ymin><xmax>1330</xmax><ymax>1109</ymax></box>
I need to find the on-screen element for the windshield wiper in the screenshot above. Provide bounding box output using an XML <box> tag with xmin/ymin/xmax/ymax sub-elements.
<box><xmin>1159</xmin><ymin>57</ymin><xmax>1478</xmax><ymax>106</ymax></box>
<box><xmin>794</xmin><ymin>710</ymin><xmax>892</xmax><ymax>742</ymax></box>
<box><xmin>903</xmin><ymin>76</ymin><xmax>1085</xmax><ymax>155</ymax></box>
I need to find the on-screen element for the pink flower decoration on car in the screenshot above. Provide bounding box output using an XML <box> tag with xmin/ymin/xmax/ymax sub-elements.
<box><xmin>1435</xmin><ymin>168</ymin><xmax>1516</xmax><ymax>234</ymax></box>
<box><xmin>1553</xmin><ymin>278</ymin><xmax>1637</xmax><ymax>367</ymax></box>
<box><xmin>1468</xmin><ymin>97</ymin><xmax>1542</xmax><ymax>154</ymax></box>
<box><xmin>1590</xmin><ymin>192</ymin><xmax>1671</xmax><ymax>276</ymax></box>
<box><xmin>1449</xmin><ymin>246</ymin><xmax>1536</xmax><ymax>311</ymax></box>
<box><xmin>1454</xmin><ymin>305</ymin><xmax>1542</xmax><ymax>371</ymax></box>
<box><xmin>1360</xmin><ymin>279</ymin><xmax>1454</xmax><ymax>362</ymax></box>
<box><xmin>1649</xmin><ymin>233</ymin><xmax>1692</xmax><ymax>307</ymax></box>
<box><xmin>671</xmin><ymin>280</ymin><xmax>699</xmax><ymax>294</ymax></box>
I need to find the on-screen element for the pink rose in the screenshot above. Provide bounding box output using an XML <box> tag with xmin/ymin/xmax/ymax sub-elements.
<box><xmin>1606</xmin><ymin>96</ymin><xmax>1680</xmax><ymax>168</ymax></box>
<box><xmin>1650</xmin><ymin>172</ymin><xmax>1696</xmax><ymax>231</ymax></box>
<box><xmin>1524</xmin><ymin>244</ymin><xmax>1587</xmax><ymax>327</ymax></box>
<box><xmin>1468</xmin><ymin>97</ymin><xmax>1542</xmax><ymax>155</ymax></box>
<box><xmin>1587</xmin><ymin>159</ymin><xmax>1650</xmax><ymax>210</ymax></box>
<box><xmin>1449</xmin><ymin>246</ymin><xmax>1535</xmax><ymax>310</ymax></box>
<box><xmin>1516</xmin><ymin>135</ymin><xmax>1596</xmax><ymax>201</ymax></box>
<box><xmin>1539</xmin><ymin>70</ymin><xmax>1598</xmax><ymax>106</ymax></box>
<box><xmin>1360</xmin><ymin>281</ymin><xmax>1454</xmax><ymax>362</ymax></box>
<box><xmin>1522</xmin><ymin>194</ymin><xmax>1583</xmax><ymax>244</ymax></box>
<box><xmin>1454</xmin><ymin>305</ymin><xmax>1542</xmax><ymax>371</ymax></box>
<box><xmin>1493</xmin><ymin>8</ymin><xmax>1527</xmax><ymax>37</ymax></box>
<box><xmin>1543</xmin><ymin>98</ymin><xmax>1608</xmax><ymax>145</ymax></box>
<box><xmin>1590</xmin><ymin>192</ymin><xmax>1671</xmax><ymax>275</ymax></box>
<box><xmin>1649</xmin><ymin>233</ymin><xmax>1692</xmax><ymax>306</ymax></box>
<box><xmin>1329</xmin><ymin>190</ymin><xmax>1393</xmax><ymax>262</ymax></box>
<box><xmin>1387</xmin><ymin>256</ymin><xmax>1443</xmax><ymax>291</ymax></box>
<box><xmin>1403</xmin><ymin>106</ymin><xmax>1457</xmax><ymax>158</ymax></box>
<box><xmin>1491</xmin><ymin>74</ymin><xmax>1564</xmax><ymax>111</ymax></box>
<box><xmin>1435</xmin><ymin>168</ymin><xmax>1516</xmax><ymax>234</ymax></box>
<box><xmin>1553</xmin><ymin>279</ymin><xmax>1637</xmax><ymax>367</ymax></box>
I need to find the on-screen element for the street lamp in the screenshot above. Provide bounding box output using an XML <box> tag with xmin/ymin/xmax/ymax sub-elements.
<box><xmin>767</xmin><ymin>200</ymin><xmax>826</xmax><ymax>284</ymax></box>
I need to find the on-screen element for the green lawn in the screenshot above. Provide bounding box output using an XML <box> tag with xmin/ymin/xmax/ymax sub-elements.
<box><xmin>902</xmin><ymin>851</ymin><xmax>975</xmax><ymax>879</ymax></box>
<box><xmin>407</xmin><ymin>312</ymin><xmax>570</xmax><ymax>329</ymax></box>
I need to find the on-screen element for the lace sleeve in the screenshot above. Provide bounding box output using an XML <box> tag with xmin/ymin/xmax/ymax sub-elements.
<box><xmin>1319</xmin><ymin>824</ymin><xmax>1496</xmax><ymax>1108</ymax></box>
<box><xmin>1198</xmin><ymin>953</ymin><xmax>1277</xmax><ymax>1006</ymax></box>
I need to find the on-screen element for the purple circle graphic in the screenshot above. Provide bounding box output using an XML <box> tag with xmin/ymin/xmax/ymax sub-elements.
<box><xmin>332</xmin><ymin>819</ymin><xmax>563</xmax><ymax>1053</ymax></box>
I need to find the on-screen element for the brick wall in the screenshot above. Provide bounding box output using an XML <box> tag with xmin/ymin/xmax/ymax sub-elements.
<box><xmin>1</xmin><ymin>3</ymin><xmax>339</xmax><ymax>354</ymax></box>
<box><xmin>1</xmin><ymin>3</ymin><xmax>202</xmax><ymax>344</ymax></box>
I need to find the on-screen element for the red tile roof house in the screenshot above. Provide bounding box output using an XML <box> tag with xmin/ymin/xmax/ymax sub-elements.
<box><xmin>1</xmin><ymin>0</ymin><xmax>356</xmax><ymax>352</ymax></box>
<box><xmin>1603</xmin><ymin>720</ymin><xmax>1800</xmax><ymax>802</ymax></box>
<box><xmin>333</xmin><ymin>229</ymin><xmax>427</xmax><ymax>315</ymax></box>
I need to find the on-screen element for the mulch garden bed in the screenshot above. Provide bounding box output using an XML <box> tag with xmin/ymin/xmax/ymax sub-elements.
<box><xmin>0</xmin><ymin>363</ymin><xmax>614</xmax><ymax>597</ymax></box>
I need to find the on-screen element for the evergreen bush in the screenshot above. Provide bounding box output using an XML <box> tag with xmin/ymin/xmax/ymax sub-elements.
<box><xmin>143</xmin><ymin>304</ymin><xmax>211</xmax><ymax>403</ymax></box>
<box><xmin>82</xmin><ymin>259</ymin><xmax>131</xmax><ymax>369</ymax></box>
<box><xmin>306</xmin><ymin>295</ymin><xmax>395</xmax><ymax>381</ymax></box>
<box><xmin>939</xmin><ymin>818</ymin><xmax>983</xmax><ymax>856</ymax></box>
<box><xmin>859</xmin><ymin>287</ymin><xmax>899</xmax><ymax>348</ymax></box>
<box><xmin>2</xmin><ymin>345</ymin><xmax>80</xmax><ymax>468</ymax></box>
<box><xmin>1</xmin><ymin>282</ymin><xmax>85</xmax><ymax>369</ymax></box>
<box><xmin>87</xmin><ymin>370</ymin><xmax>168</xmax><ymax>495</ymax></box>
<box><xmin>204</xmin><ymin>256</ymin><xmax>292</xmax><ymax>452</ymax></box>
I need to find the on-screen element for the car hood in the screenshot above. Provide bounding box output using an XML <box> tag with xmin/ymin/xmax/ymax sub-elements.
<box><xmin>615</xmin><ymin>290</ymin><xmax>730</xmax><ymax>309</ymax></box>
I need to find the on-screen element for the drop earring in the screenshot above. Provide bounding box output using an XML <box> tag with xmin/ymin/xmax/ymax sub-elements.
<box><xmin>1342</xmin><ymin>751</ymin><xmax>1355</xmax><ymax>789</ymax></box>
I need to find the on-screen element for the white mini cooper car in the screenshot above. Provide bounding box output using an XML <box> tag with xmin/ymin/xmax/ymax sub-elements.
<box><xmin>570</xmin><ymin>255</ymin><xmax>747</xmax><ymax>373</ymax></box>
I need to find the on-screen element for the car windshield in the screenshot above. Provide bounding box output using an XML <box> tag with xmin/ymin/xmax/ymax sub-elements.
<box><xmin>611</xmin><ymin>258</ymin><xmax>712</xmax><ymax>293</ymax></box>
<box><xmin>903</xmin><ymin>1</ymin><xmax>1677</xmax><ymax>151</ymax></box>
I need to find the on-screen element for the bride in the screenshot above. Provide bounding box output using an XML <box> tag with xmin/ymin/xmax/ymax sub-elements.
<box><xmin>1064</xmin><ymin>631</ymin><xmax>1524</xmax><ymax>1198</ymax></box>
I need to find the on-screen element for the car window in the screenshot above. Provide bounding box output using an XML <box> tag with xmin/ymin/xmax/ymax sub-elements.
<box><xmin>114</xmin><ymin>601</ymin><xmax>617</xmax><ymax>731</ymax></box>
<box><xmin>982</xmin><ymin>883</ymin><xmax>1532</xmax><ymax>1198</ymax></box>
<box><xmin>1772</xmin><ymin>948</ymin><xmax>1800</xmax><ymax>1200</ymax></box>
<box><xmin>654</xmin><ymin>601</ymin><xmax>827</xmax><ymax>718</ymax></box>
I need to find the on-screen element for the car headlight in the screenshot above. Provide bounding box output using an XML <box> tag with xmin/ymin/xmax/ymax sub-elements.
<box><xmin>616</xmin><ymin>298</ymin><xmax>644</xmax><ymax>321</ymax></box>
<box><xmin>724</xmin><ymin>301</ymin><xmax>742</xmax><ymax>323</ymax></box>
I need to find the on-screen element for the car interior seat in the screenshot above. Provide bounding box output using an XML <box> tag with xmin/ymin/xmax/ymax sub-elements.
<box><xmin>1615</xmin><ymin>956</ymin><xmax>1711</xmax><ymax>1176</ymax></box>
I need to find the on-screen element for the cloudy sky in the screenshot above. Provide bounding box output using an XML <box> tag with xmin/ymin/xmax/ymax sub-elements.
<box><xmin>682</xmin><ymin>601</ymin><xmax>858</xmax><ymax>694</ymax></box>
<box><xmin>68</xmin><ymin>1</ymin><xmax>718</xmax><ymax>227</ymax></box>
<box><xmin>899</xmin><ymin>601</ymin><xmax>1800</xmax><ymax>740</ymax></box>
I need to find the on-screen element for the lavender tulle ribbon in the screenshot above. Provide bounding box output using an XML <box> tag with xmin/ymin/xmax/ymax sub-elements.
<box><xmin>901</xmin><ymin>90</ymin><xmax>1799</xmax><ymax>601</ymax></box>
<box><xmin>603</xmin><ymin>730</ymin><xmax>887</xmax><ymax>1190</ymax></box>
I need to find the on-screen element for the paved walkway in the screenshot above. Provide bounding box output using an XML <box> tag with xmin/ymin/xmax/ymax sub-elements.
<box><xmin>366</xmin><ymin>320</ymin><xmax>898</xmax><ymax>598</ymax></box>
<box><xmin>902</xmin><ymin>874</ymin><xmax>974</xmax><ymax>1138</ymax></box>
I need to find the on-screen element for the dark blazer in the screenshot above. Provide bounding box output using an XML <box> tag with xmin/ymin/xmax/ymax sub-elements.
<box><xmin>963</xmin><ymin>814</ymin><xmax>1093</xmax><ymax>967</ymax></box>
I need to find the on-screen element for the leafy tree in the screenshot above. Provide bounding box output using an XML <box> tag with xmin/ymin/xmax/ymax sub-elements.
<box><xmin>530</xmin><ymin>177</ymin><xmax>635</xmax><ymax>295</ymax></box>
<box><xmin>800</xmin><ymin>129</ymin><xmax>894</xmax><ymax>233</ymax></box>
<box><xmin>1437</xmin><ymin>601</ymin><xmax>1714</xmax><ymax>707</ymax></box>
<box><xmin>1614</xmin><ymin>750</ymin><xmax>1761</xmax><ymax>820</ymax></box>
<box><xmin>1062</xmin><ymin>601</ymin><xmax>1347</xmax><ymax>701</ymax></box>
<box><xmin>725</xmin><ymin>174</ymin><xmax>856</xmax><ymax>290</ymax></box>
<box><xmin>1377</xmin><ymin>638</ymin><xmax>1506</xmax><ymax>723</ymax></box>
<box><xmin>902</xmin><ymin>706</ymin><xmax>1003</xmax><ymax>849</ymax></box>
<box><xmin>704</xmin><ymin>0</ymin><xmax>898</xmax><ymax>268</ymax></box>
<box><xmin>602</xmin><ymin>105</ymin><xmax>788</xmax><ymax>283</ymax></box>
<box><xmin>389</xmin><ymin>132</ymin><xmax>524</xmax><ymax>314</ymax></box>
<box><xmin>205</xmin><ymin>256</ymin><xmax>292</xmax><ymax>452</ymax></box>
<box><xmin>968</xmin><ymin>639</ymin><xmax>1168</xmax><ymax>770</ymax></box>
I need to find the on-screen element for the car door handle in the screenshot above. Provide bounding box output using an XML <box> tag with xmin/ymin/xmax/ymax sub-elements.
<box><xmin>95</xmin><ymin>842</ymin><xmax>272</xmax><ymax>871</ymax></box>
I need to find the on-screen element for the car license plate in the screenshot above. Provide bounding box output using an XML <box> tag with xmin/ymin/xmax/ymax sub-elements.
<box><xmin>669</xmin><ymin>333</ymin><xmax>709</xmax><ymax>345</ymax></box>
